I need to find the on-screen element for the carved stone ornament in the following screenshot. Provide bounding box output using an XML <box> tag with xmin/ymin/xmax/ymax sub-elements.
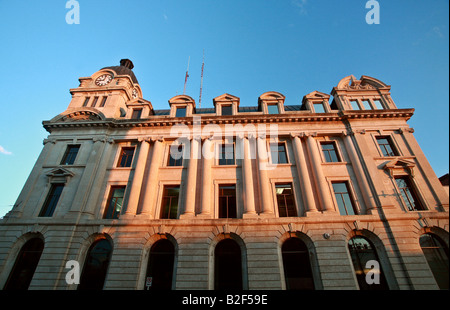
<box><xmin>60</xmin><ymin>111</ymin><xmax>102</xmax><ymax>122</ymax></box>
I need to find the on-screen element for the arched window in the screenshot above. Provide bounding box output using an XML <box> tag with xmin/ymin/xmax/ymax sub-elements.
<box><xmin>214</xmin><ymin>239</ymin><xmax>243</xmax><ymax>290</ymax></box>
<box><xmin>419</xmin><ymin>233</ymin><xmax>449</xmax><ymax>290</ymax></box>
<box><xmin>78</xmin><ymin>238</ymin><xmax>112</xmax><ymax>290</ymax></box>
<box><xmin>348</xmin><ymin>236</ymin><xmax>388</xmax><ymax>290</ymax></box>
<box><xmin>144</xmin><ymin>239</ymin><xmax>175</xmax><ymax>290</ymax></box>
<box><xmin>281</xmin><ymin>238</ymin><xmax>315</xmax><ymax>290</ymax></box>
<box><xmin>4</xmin><ymin>238</ymin><xmax>44</xmax><ymax>290</ymax></box>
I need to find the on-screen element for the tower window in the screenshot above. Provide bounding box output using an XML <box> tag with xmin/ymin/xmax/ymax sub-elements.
<box><xmin>350</xmin><ymin>100</ymin><xmax>361</xmax><ymax>110</ymax></box>
<box><xmin>82</xmin><ymin>97</ymin><xmax>90</xmax><ymax>107</ymax></box>
<box><xmin>373</xmin><ymin>99</ymin><xmax>384</xmax><ymax>109</ymax></box>
<box><xmin>362</xmin><ymin>99</ymin><xmax>372</xmax><ymax>110</ymax></box>
<box><xmin>99</xmin><ymin>96</ymin><xmax>108</xmax><ymax>107</ymax></box>
<box><xmin>91</xmin><ymin>97</ymin><xmax>99</xmax><ymax>107</ymax></box>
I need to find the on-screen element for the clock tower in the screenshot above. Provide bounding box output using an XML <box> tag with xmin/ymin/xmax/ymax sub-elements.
<box><xmin>60</xmin><ymin>59</ymin><xmax>153</xmax><ymax>121</ymax></box>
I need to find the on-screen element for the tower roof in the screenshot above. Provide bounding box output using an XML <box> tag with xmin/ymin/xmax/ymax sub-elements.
<box><xmin>101</xmin><ymin>59</ymin><xmax>138</xmax><ymax>84</ymax></box>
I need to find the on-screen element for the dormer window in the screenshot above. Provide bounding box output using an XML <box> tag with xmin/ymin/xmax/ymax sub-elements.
<box><xmin>267</xmin><ymin>104</ymin><xmax>279</xmax><ymax>115</ymax></box>
<box><xmin>131</xmin><ymin>108</ymin><xmax>142</xmax><ymax>119</ymax></box>
<box><xmin>221</xmin><ymin>105</ymin><xmax>233</xmax><ymax>116</ymax></box>
<box><xmin>175</xmin><ymin>107</ymin><xmax>187</xmax><ymax>117</ymax></box>
<box><xmin>349</xmin><ymin>100</ymin><xmax>361</xmax><ymax>110</ymax></box>
<box><xmin>313</xmin><ymin>103</ymin><xmax>326</xmax><ymax>113</ymax></box>
<box><xmin>362</xmin><ymin>99</ymin><xmax>372</xmax><ymax>110</ymax></box>
<box><xmin>373</xmin><ymin>99</ymin><xmax>384</xmax><ymax>109</ymax></box>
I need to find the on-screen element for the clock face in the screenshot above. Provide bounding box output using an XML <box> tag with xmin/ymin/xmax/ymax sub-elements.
<box><xmin>95</xmin><ymin>74</ymin><xmax>113</xmax><ymax>86</ymax></box>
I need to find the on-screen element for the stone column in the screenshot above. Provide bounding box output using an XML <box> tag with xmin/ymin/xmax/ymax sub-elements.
<box><xmin>124</xmin><ymin>138</ymin><xmax>151</xmax><ymax>216</ymax></box>
<box><xmin>305</xmin><ymin>133</ymin><xmax>334</xmax><ymax>212</ymax></box>
<box><xmin>257</xmin><ymin>135</ymin><xmax>274</xmax><ymax>215</ymax></box>
<box><xmin>291</xmin><ymin>134</ymin><xmax>318</xmax><ymax>214</ymax></box>
<box><xmin>242</xmin><ymin>135</ymin><xmax>257</xmax><ymax>217</ymax></box>
<box><xmin>199</xmin><ymin>137</ymin><xmax>213</xmax><ymax>217</ymax></box>
<box><xmin>181</xmin><ymin>136</ymin><xmax>200</xmax><ymax>218</ymax></box>
<box><xmin>139</xmin><ymin>137</ymin><xmax>164</xmax><ymax>218</ymax></box>
<box><xmin>342</xmin><ymin>132</ymin><xmax>378</xmax><ymax>213</ymax></box>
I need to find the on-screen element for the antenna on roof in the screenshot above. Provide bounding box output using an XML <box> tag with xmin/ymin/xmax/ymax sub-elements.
<box><xmin>183</xmin><ymin>56</ymin><xmax>190</xmax><ymax>95</ymax></box>
<box><xmin>199</xmin><ymin>50</ymin><xmax>205</xmax><ymax>108</ymax></box>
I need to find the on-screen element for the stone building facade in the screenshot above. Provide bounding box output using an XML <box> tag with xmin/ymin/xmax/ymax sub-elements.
<box><xmin>0</xmin><ymin>59</ymin><xmax>448</xmax><ymax>290</ymax></box>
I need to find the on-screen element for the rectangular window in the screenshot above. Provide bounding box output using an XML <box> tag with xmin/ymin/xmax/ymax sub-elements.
<box><xmin>168</xmin><ymin>144</ymin><xmax>183</xmax><ymax>166</ymax></box>
<box><xmin>117</xmin><ymin>147</ymin><xmax>135</xmax><ymax>167</ymax></box>
<box><xmin>275</xmin><ymin>183</ymin><xmax>297</xmax><ymax>217</ymax></box>
<box><xmin>395</xmin><ymin>177</ymin><xmax>424</xmax><ymax>211</ymax></box>
<box><xmin>267</xmin><ymin>104</ymin><xmax>279</xmax><ymax>115</ymax></box>
<box><xmin>131</xmin><ymin>109</ymin><xmax>142</xmax><ymax>119</ymax></box>
<box><xmin>39</xmin><ymin>184</ymin><xmax>64</xmax><ymax>217</ymax></box>
<box><xmin>175</xmin><ymin>107</ymin><xmax>186</xmax><ymax>117</ymax></box>
<box><xmin>376</xmin><ymin>136</ymin><xmax>398</xmax><ymax>157</ymax></box>
<box><xmin>373</xmin><ymin>99</ymin><xmax>384</xmax><ymax>110</ymax></box>
<box><xmin>91</xmin><ymin>96</ymin><xmax>99</xmax><ymax>107</ymax></box>
<box><xmin>219</xmin><ymin>185</ymin><xmax>237</xmax><ymax>218</ymax></box>
<box><xmin>82</xmin><ymin>97</ymin><xmax>90</xmax><ymax>107</ymax></box>
<box><xmin>160</xmin><ymin>186</ymin><xmax>180</xmax><ymax>219</ymax></box>
<box><xmin>270</xmin><ymin>143</ymin><xmax>288</xmax><ymax>164</ymax></box>
<box><xmin>350</xmin><ymin>100</ymin><xmax>360</xmax><ymax>110</ymax></box>
<box><xmin>321</xmin><ymin>142</ymin><xmax>340</xmax><ymax>163</ymax></box>
<box><xmin>99</xmin><ymin>96</ymin><xmax>108</xmax><ymax>107</ymax></box>
<box><xmin>103</xmin><ymin>186</ymin><xmax>125</xmax><ymax>219</ymax></box>
<box><xmin>332</xmin><ymin>182</ymin><xmax>357</xmax><ymax>215</ymax></box>
<box><xmin>313</xmin><ymin>103</ymin><xmax>325</xmax><ymax>113</ymax></box>
<box><xmin>362</xmin><ymin>100</ymin><xmax>372</xmax><ymax>110</ymax></box>
<box><xmin>221</xmin><ymin>105</ymin><xmax>232</xmax><ymax>116</ymax></box>
<box><xmin>61</xmin><ymin>144</ymin><xmax>80</xmax><ymax>165</ymax></box>
<box><xmin>219</xmin><ymin>144</ymin><xmax>235</xmax><ymax>165</ymax></box>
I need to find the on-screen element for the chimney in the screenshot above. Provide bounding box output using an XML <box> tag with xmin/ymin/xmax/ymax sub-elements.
<box><xmin>120</xmin><ymin>59</ymin><xmax>134</xmax><ymax>70</ymax></box>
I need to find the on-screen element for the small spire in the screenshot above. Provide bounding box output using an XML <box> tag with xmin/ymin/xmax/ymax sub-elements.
<box><xmin>120</xmin><ymin>59</ymin><xmax>134</xmax><ymax>70</ymax></box>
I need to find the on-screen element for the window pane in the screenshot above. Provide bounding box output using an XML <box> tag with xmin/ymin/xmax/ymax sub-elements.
<box><xmin>161</xmin><ymin>186</ymin><xmax>180</xmax><ymax>219</ymax></box>
<box><xmin>222</xmin><ymin>105</ymin><xmax>232</xmax><ymax>116</ymax></box>
<box><xmin>362</xmin><ymin>100</ymin><xmax>372</xmax><ymax>110</ymax></box>
<box><xmin>104</xmin><ymin>186</ymin><xmax>125</xmax><ymax>219</ymax></box>
<box><xmin>168</xmin><ymin>145</ymin><xmax>183</xmax><ymax>166</ymax></box>
<box><xmin>395</xmin><ymin>177</ymin><xmax>423</xmax><ymax>211</ymax></box>
<box><xmin>61</xmin><ymin>145</ymin><xmax>80</xmax><ymax>165</ymax></box>
<box><xmin>131</xmin><ymin>109</ymin><xmax>142</xmax><ymax>119</ymax></box>
<box><xmin>83</xmin><ymin>97</ymin><xmax>90</xmax><ymax>107</ymax></box>
<box><xmin>176</xmin><ymin>107</ymin><xmax>186</xmax><ymax>117</ymax></box>
<box><xmin>39</xmin><ymin>184</ymin><xmax>64</xmax><ymax>217</ymax></box>
<box><xmin>350</xmin><ymin>100</ymin><xmax>360</xmax><ymax>110</ymax></box>
<box><xmin>100</xmin><ymin>96</ymin><xmax>107</xmax><ymax>107</ymax></box>
<box><xmin>267</xmin><ymin>104</ymin><xmax>279</xmax><ymax>114</ymax></box>
<box><xmin>276</xmin><ymin>184</ymin><xmax>297</xmax><ymax>217</ymax></box>
<box><xmin>219</xmin><ymin>185</ymin><xmax>236</xmax><ymax>218</ymax></box>
<box><xmin>219</xmin><ymin>144</ymin><xmax>235</xmax><ymax>165</ymax></box>
<box><xmin>376</xmin><ymin>137</ymin><xmax>397</xmax><ymax>157</ymax></box>
<box><xmin>271</xmin><ymin>143</ymin><xmax>288</xmax><ymax>164</ymax></box>
<box><xmin>118</xmin><ymin>147</ymin><xmax>135</xmax><ymax>167</ymax></box>
<box><xmin>321</xmin><ymin>142</ymin><xmax>340</xmax><ymax>163</ymax></box>
<box><xmin>332</xmin><ymin>182</ymin><xmax>356</xmax><ymax>215</ymax></box>
<box><xmin>313</xmin><ymin>103</ymin><xmax>325</xmax><ymax>113</ymax></box>
<box><xmin>91</xmin><ymin>97</ymin><xmax>99</xmax><ymax>107</ymax></box>
<box><xmin>373</xmin><ymin>99</ymin><xmax>384</xmax><ymax>109</ymax></box>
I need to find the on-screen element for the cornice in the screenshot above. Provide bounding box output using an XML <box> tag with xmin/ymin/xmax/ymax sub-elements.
<box><xmin>42</xmin><ymin>108</ymin><xmax>415</xmax><ymax>132</ymax></box>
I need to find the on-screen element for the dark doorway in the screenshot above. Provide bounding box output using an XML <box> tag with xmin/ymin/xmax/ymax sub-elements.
<box><xmin>145</xmin><ymin>239</ymin><xmax>175</xmax><ymax>290</ymax></box>
<box><xmin>281</xmin><ymin>238</ymin><xmax>315</xmax><ymax>290</ymax></box>
<box><xmin>78</xmin><ymin>238</ymin><xmax>112</xmax><ymax>290</ymax></box>
<box><xmin>214</xmin><ymin>239</ymin><xmax>243</xmax><ymax>290</ymax></box>
<box><xmin>4</xmin><ymin>238</ymin><xmax>44</xmax><ymax>290</ymax></box>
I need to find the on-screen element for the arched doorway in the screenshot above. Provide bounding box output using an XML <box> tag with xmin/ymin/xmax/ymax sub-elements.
<box><xmin>281</xmin><ymin>237</ymin><xmax>315</xmax><ymax>290</ymax></box>
<box><xmin>4</xmin><ymin>237</ymin><xmax>44</xmax><ymax>290</ymax></box>
<box><xmin>144</xmin><ymin>239</ymin><xmax>176</xmax><ymax>290</ymax></box>
<box><xmin>348</xmin><ymin>236</ymin><xmax>388</xmax><ymax>290</ymax></box>
<box><xmin>214</xmin><ymin>239</ymin><xmax>243</xmax><ymax>290</ymax></box>
<box><xmin>420</xmin><ymin>233</ymin><xmax>449</xmax><ymax>289</ymax></box>
<box><xmin>78</xmin><ymin>238</ymin><xmax>113</xmax><ymax>290</ymax></box>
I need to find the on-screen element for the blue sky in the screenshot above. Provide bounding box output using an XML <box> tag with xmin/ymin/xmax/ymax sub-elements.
<box><xmin>0</xmin><ymin>0</ymin><xmax>448</xmax><ymax>217</ymax></box>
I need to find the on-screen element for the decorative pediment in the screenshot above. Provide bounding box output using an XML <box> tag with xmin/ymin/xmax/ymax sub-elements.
<box><xmin>383</xmin><ymin>158</ymin><xmax>415</xmax><ymax>177</ymax></box>
<box><xmin>46</xmin><ymin>168</ymin><xmax>74</xmax><ymax>184</ymax></box>
<box><xmin>258</xmin><ymin>91</ymin><xmax>285</xmax><ymax>102</ymax></box>
<box><xmin>168</xmin><ymin>95</ymin><xmax>196</xmax><ymax>106</ymax></box>
<box><xmin>213</xmin><ymin>93</ymin><xmax>240</xmax><ymax>107</ymax></box>
<box><xmin>336</xmin><ymin>75</ymin><xmax>389</xmax><ymax>91</ymax></box>
<box><xmin>59</xmin><ymin>111</ymin><xmax>103</xmax><ymax>122</ymax></box>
